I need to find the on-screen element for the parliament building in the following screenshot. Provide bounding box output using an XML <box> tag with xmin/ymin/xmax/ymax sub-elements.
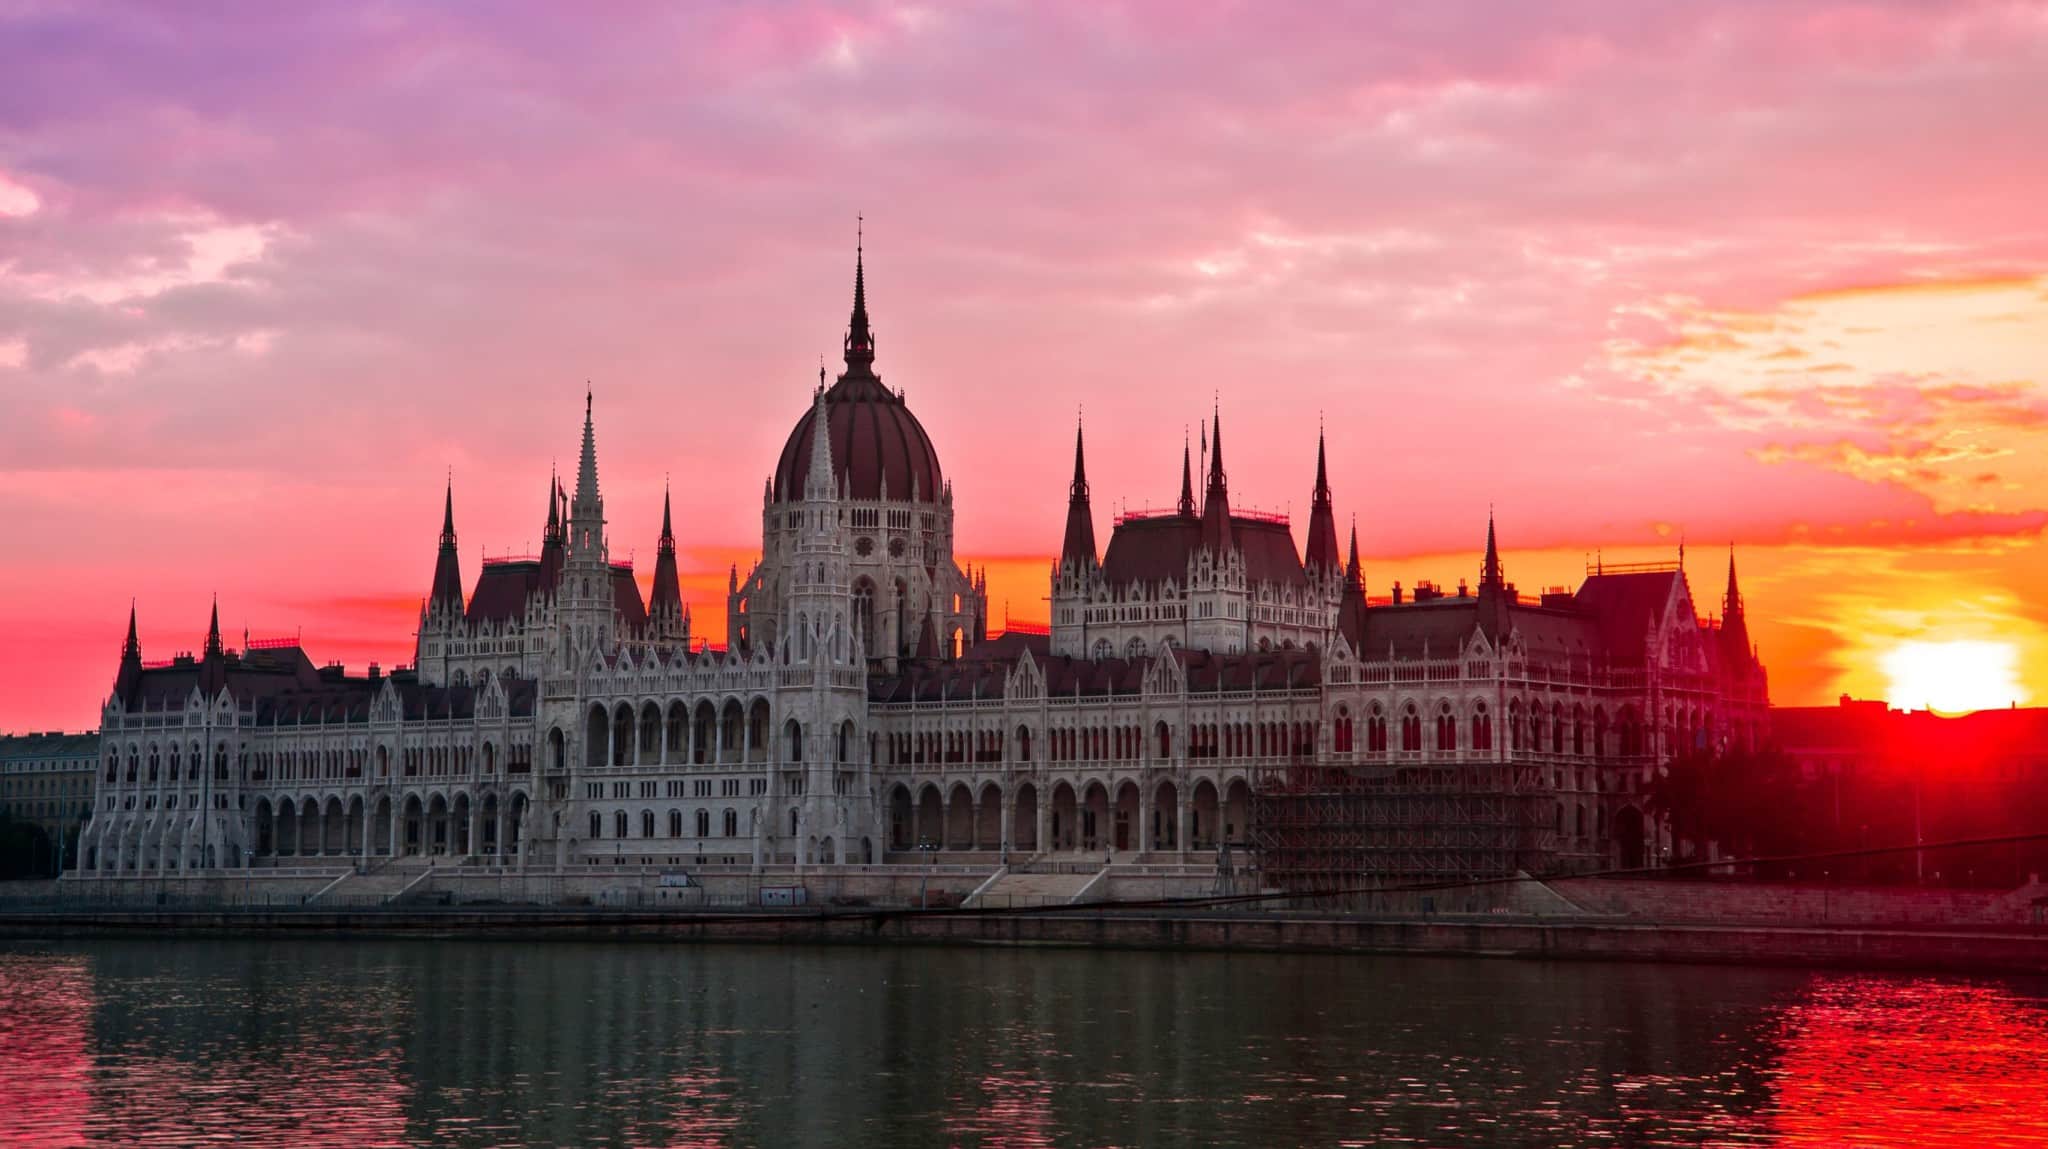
<box><xmin>78</xmin><ymin>248</ymin><xmax>1769</xmax><ymax>888</ymax></box>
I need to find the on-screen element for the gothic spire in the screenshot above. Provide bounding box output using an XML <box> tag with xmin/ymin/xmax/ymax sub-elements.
<box><xmin>1476</xmin><ymin>509</ymin><xmax>1509</xmax><ymax>639</ymax></box>
<box><xmin>1304</xmin><ymin>425</ymin><xmax>1340</xmax><ymax>577</ymax></box>
<box><xmin>1200</xmin><ymin>405</ymin><xmax>1233</xmax><ymax>555</ymax></box>
<box><xmin>544</xmin><ymin>468</ymin><xmax>561</xmax><ymax>540</ymax></box>
<box><xmin>1721</xmin><ymin>545</ymin><xmax>1753</xmax><ymax>668</ymax></box>
<box><xmin>1178</xmin><ymin>430</ymin><xmax>1196</xmax><ymax>517</ymax></box>
<box><xmin>804</xmin><ymin>382</ymin><xmax>838</xmax><ymax>504</ymax></box>
<box><xmin>430</xmin><ymin>477</ymin><xmax>465</xmax><ymax>614</ymax></box>
<box><xmin>1061</xmin><ymin>416</ymin><xmax>1098</xmax><ymax>568</ymax></box>
<box><xmin>1338</xmin><ymin>518</ymin><xmax>1368</xmax><ymax>649</ymax></box>
<box><xmin>1480</xmin><ymin>508</ymin><xmax>1504</xmax><ymax>592</ymax></box>
<box><xmin>204</xmin><ymin>595</ymin><xmax>223</xmax><ymax>660</ymax></box>
<box><xmin>115</xmin><ymin>599</ymin><xmax>144</xmax><ymax>700</ymax></box>
<box><xmin>574</xmin><ymin>389</ymin><xmax>601</xmax><ymax>514</ymax></box>
<box><xmin>649</xmin><ymin>481</ymin><xmax>684</xmax><ymax>630</ymax></box>
<box><xmin>843</xmin><ymin>219</ymin><xmax>876</xmax><ymax>378</ymax></box>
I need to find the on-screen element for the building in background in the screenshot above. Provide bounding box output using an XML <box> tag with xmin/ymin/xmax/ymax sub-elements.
<box><xmin>0</xmin><ymin>730</ymin><xmax>99</xmax><ymax>874</ymax></box>
<box><xmin>75</xmin><ymin>246</ymin><xmax>1769</xmax><ymax>887</ymax></box>
<box><xmin>1763</xmin><ymin>697</ymin><xmax>2048</xmax><ymax>886</ymax></box>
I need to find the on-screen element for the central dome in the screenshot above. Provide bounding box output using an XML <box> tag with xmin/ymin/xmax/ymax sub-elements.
<box><xmin>774</xmin><ymin>374</ymin><xmax>944</xmax><ymax>504</ymax></box>
<box><xmin>772</xmin><ymin>246</ymin><xmax>945</xmax><ymax>504</ymax></box>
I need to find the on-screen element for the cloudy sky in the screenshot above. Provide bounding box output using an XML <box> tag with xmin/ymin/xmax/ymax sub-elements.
<box><xmin>4</xmin><ymin>0</ymin><xmax>2048</xmax><ymax>728</ymax></box>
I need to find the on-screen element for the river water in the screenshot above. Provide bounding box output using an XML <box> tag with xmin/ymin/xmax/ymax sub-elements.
<box><xmin>2</xmin><ymin>938</ymin><xmax>2047</xmax><ymax>1147</ymax></box>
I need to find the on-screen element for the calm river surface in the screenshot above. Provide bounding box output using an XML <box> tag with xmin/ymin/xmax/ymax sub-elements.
<box><xmin>3</xmin><ymin>938</ymin><xmax>2047</xmax><ymax>1147</ymax></box>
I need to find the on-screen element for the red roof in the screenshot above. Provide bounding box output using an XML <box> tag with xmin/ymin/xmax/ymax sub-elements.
<box><xmin>773</xmin><ymin>374</ymin><xmax>944</xmax><ymax>504</ymax></box>
<box><xmin>1100</xmin><ymin>513</ymin><xmax>1309</xmax><ymax>589</ymax></box>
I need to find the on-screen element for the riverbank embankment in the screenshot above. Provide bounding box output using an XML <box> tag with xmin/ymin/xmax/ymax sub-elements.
<box><xmin>4</xmin><ymin>904</ymin><xmax>2047</xmax><ymax>976</ymax></box>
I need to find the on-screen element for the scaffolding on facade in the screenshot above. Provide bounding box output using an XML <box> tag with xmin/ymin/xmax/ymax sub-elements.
<box><xmin>1250</xmin><ymin>758</ymin><xmax>1564</xmax><ymax>902</ymax></box>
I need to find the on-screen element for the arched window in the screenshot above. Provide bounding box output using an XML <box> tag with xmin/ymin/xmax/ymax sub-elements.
<box><xmin>1367</xmin><ymin>705</ymin><xmax>1388</xmax><ymax>753</ymax></box>
<box><xmin>1471</xmin><ymin>703</ymin><xmax>1493</xmax><ymax>752</ymax></box>
<box><xmin>1334</xmin><ymin>707</ymin><xmax>1354</xmax><ymax>753</ymax></box>
<box><xmin>615</xmin><ymin>810</ymin><xmax>629</xmax><ymax>839</ymax></box>
<box><xmin>1509</xmin><ymin>700</ymin><xmax>1524</xmax><ymax>751</ymax></box>
<box><xmin>1435</xmin><ymin>704</ymin><xmax>1456</xmax><ymax>752</ymax></box>
<box><xmin>723</xmin><ymin>808</ymin><xmax>738</xmax><ymax>837</ymax></box>
<box><xmin>696</xmin><ymin>809</ymin><xmax>710</xmax><ymax>837</ymax></box>
<box><xmin>1400</xmin><ymin>704</ymin><xmax>1422</xmax><ymax>752</ymax></box>
<box><xmin>669</xmin><ymin>810</ymin><xmax>683</xmax><ymax>838</ymax></box>
<box><xmin>641</xmin><ymin>809</ymin><xmax>655</xmax><ymax>838</ymax></box>
<box><xmin>786</xmin><ymin>720</ymin><xmax>803</xmax><ymax>764</ymax></box>
<box><xmin>589</xmin><ymin>811</ymin><xmax>602</xmax><ymax>839</ymax></box>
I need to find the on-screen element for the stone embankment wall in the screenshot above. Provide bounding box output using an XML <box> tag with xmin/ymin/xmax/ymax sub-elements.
<box><xmin>1542</xmin><ymin>877</ymin><xmax>2048</xmax><ymax>927</ymax></box>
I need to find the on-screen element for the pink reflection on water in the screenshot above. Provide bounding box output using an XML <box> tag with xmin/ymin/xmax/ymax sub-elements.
<box><xmin>649</xmin><ymin>1067</ymin><xmax>745</xmax><ymax>1148</ymax></box>
<box><xmin>1770</xmin><ymin>976</ymin><xmax>2048</xmax><ymax>1148</ymax></box>
<box><xmin>941</xmin><ymin>1068</ymin><xmax>1059</xmax><ymax>1149</ymax></box>
<box><xmin>0</xmin><ymin>954</ymin><xmax>92</xmax><ymax>1148</ymax></box>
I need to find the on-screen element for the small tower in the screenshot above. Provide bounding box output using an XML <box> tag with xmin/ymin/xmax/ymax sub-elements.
<box><xmin>559</xmin><ymin>391</ymin><xmax>617</xmax><ymax>661</ymax></box>
<box><xmin>1720</xmin><ymin>546</ymin><xmax>1753</xmax><ymax>673</ymax></box>
<box><xmin>1051</xmin><ymin>417</ymin><xmax>1101</xmax><ymax>659</ymax></box>
<box><xmin>785</xmin><ymin>383</ymin><xmax>852</xmax><ymax>666</ymax></box>
<box><xmin>538</xmin><ymin>469</ymin><xmax>566</xmax><ymax>592</ymax></box>
<box><xmin>1338</xmin><ymin>520</ymin><xmax>1368</xmax><ymax>650</ymax></box>
<box><xmin>1303</xmin><ymin>427</ymin><xmax>1341</xmax><ymax>583</ymax></box>
<box><xmin>1476</xmin><ymin>510</ymin><xmax>1510</xmax><ymax>639</ymax></box>
<box><xmin>649</xmin><ymin>483</ymin><xmax>688</xmax><ymax>644</ymax></box>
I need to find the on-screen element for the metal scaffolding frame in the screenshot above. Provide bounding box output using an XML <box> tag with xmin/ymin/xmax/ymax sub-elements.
<box><xmin>1251</xmin><ymin>757</ymin><xmax>1580</xmax><ymax>895</ymax></box>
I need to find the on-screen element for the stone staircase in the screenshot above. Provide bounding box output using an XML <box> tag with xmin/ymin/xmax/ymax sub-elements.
<box><xmin>310</xmin><ymin>858</ymin><xmax>438</xmax><ymax>906</ymax></box>
<box><xmin>964</xmin><ymin>868</ymin><xmax>1103</xmax><ymax>908</ymax></box>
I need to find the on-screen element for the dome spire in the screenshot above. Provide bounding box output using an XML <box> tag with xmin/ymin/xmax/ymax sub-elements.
<box><xmin>843</xmin><ymin>215</ymin><xmax>876</xmax><ymax>378</ymax></box>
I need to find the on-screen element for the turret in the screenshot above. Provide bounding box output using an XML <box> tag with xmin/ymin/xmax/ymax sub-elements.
<box><xmin>1060</xmin><ymin>419</ymin><xmax>1098</xmax><ymax>570</ymax></box>
<box><xmin>1177</xmin><ymin>431</ymin><xmax>1196</xmax><ymax>517</ymax></box>
<box><xmin>560</xmin><ymin>390</ymin><xmax>615</xmax><ymax>658</ymax></box>
<box><xmin>199</xmin><ymin>595</ymin><xmax>226</xmax><ymax>694</ymax></box>
<box><xmin>538</xmin><ymin>470</ymin><xmax>565</xmax><ymax>590</ymax></box>
<box><xmin>114</xmin><ymin>600</ymin><xmax>143</xmax><ymax>702</ymax></box>
<box><xmin>1476</xmin><ymin>510</ymin><xmax>1509</xmax><ymax>639</ymax></box>
<box><xmin>428</xmin><ymin>479</ymin><xmax>465</xmax><ymax>618</ymax></box>
<box><xmin>1338</xmin><ymin>521</ymin><xmax>1367</xmax><ymax>650</ymax></box>
<box><xmin>1303</xmin><ymin>426</ymin><xmax>1340</xmax><ymax>581</ymax></box>
<box><xmin>1200</xmin><ymin>407</ymin><xmax>1233</xmax><ymax>556</ymax></box>
<box><xmin>649</xmin><ymin>483</ymin><xmax>686</xmax><ymax>642</ymax></box>
<box><xmin>1720</xmin><ymin>546</ymin><xmax>1753</xmax><ymax>672</ymax></box>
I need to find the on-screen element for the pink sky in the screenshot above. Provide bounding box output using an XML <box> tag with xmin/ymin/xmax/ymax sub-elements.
<box><xmin>5</xmin><ymin>1</ymin><xmax>2048</xmax><ymax>730</ymax></box>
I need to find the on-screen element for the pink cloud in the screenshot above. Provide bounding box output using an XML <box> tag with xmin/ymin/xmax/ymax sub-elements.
<box><xmin>5</xmin><ymin>1</ymin><xmax>2048</xmax><ymax>726</ymax></box>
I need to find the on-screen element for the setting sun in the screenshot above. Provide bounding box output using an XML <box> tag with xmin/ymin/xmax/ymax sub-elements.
<box><xmin>1881</xmin><ymin>640</ymin><xmax>2028</xmax><ymax>715</ymax></box>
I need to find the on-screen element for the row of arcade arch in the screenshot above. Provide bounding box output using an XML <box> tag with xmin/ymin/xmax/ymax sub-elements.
<box><xmin>884</xmin><ymin>777</ymin><xmax>1252</xmax><ymax>855</ymax></box>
